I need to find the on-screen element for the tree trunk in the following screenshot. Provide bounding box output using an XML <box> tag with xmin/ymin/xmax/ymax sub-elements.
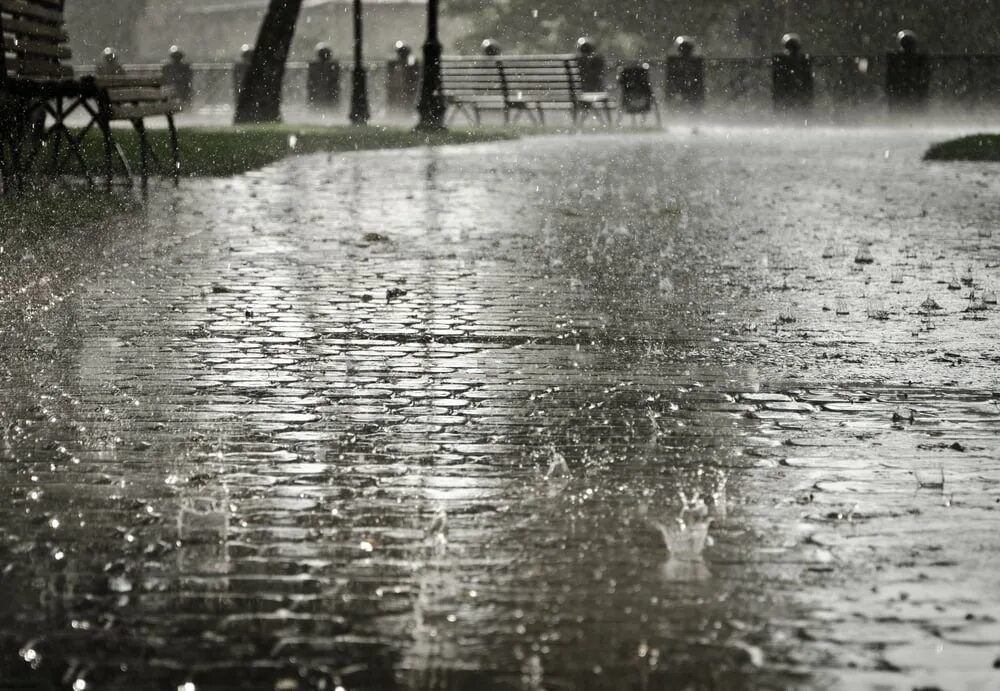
<box><xmin>234</xmin><ymin>0</ymin><xmax>304</xmax><ymax>124</ymax></box>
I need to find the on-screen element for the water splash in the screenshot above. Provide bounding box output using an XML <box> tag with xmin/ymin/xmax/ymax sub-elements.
<box><xmin>545</xmin><ymin>445</ymin><xmax>570</xmax><ymax>479</ymax></box>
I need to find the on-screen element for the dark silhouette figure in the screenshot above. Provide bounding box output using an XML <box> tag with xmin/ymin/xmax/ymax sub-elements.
<box><xmin>665</xmin><ymin>35</ymin><xmax>705</xmax><ymax>111</ymax></box>
<box><xmin>385</xmin><ymin>41</ymin><xmax>421</xmax><ymax>112</ymax></box>
<box><xmin>617</xmin><ymin>62</ymin><xmax>661</xmax><ymax>126</ymax></box>
<box><xmin>233</xmin><ymin>44</ymin><xmax>254</xmax><ymax>105</ymax></box>
<box><xmin>481</xmin><ymin>39</ymin><xmax>501</xmax><ymax>57</ymax></box>
<box><xmin>307</xmin><ymin>43</ymin><xmax>341</xmax><ymax>109</ymax></box>
<box><xmin>886</xmin><ymin>30</ymin><xmax>931</xmax><ymax>113</ymax></box>
<box><xmin>162</xmin><ymin>45</ymin><xmax>194</xmax><ymax>110</ymax></box>
<box><xmin>772</xmin><ymin>33</ymin><xmax>814</xmax><ymax>113</ymax></box>
<box><xmin>576</xmin><ymin>37</ymin><xmax>606</xmax><ymax>93</ymax></box>
<box><xmin>96</xmin><ymin>47</ymin><xmax>124</xmax><ymax>77</ymax></box>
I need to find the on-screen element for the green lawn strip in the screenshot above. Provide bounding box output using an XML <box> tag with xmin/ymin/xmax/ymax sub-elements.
<box><xmin>924</xmin><ymin>134</ymin><xmax>1000</xmax><ymax>161</ymax></box>
<box><xmin>76</xmin><ymin>124</ymin><xmax>519</xmax><ymax>177</ymax></box>
<box><xmin>0</xmin><ymin>186</ymin><xmax>138</xmax><ymax>238</ymax></box>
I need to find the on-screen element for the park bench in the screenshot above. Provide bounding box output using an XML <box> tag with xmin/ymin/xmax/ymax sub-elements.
<box><xmin>0</xmin><ymin>0</ymin><xmax>179</xmax><ymax>190</ymax></box>
<box><xmin>440</xmin><ymin>54</ymin><xmax>612</xmax><ymax>126</ymax></box>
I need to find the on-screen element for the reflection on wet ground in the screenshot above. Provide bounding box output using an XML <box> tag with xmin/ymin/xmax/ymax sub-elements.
<box><xmin>1</xmin><ymin>127</ymin><xmax>998</xmax><ymax>690</ymax></box>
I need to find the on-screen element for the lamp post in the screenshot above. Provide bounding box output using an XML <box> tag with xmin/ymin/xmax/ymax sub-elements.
<box><xmin>415</xmin><ymin>0</ymin><xmax>446</xmax><ymax>131</ymax></box>
<box><xmin>349</xmin><ymin>0</ymin><xmax>370</xmax><ymax>124</ymax></box>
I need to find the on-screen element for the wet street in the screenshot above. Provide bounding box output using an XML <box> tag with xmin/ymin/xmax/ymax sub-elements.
<box><xmin>1</xmin><ymin>126</ymin><xmax>998</xmax><ymax>691</ymax></box>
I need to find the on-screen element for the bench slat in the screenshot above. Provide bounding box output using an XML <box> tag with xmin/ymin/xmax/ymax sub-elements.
<box><xmin>108</xmin><ymin>102</ymin><xmax>174</xmax><ymax>120</ymax></box>
<box><xmin>0</xmin><ymin>0</ymin><xmax>63</xmax><ymax>24</ymax></box>
<box><xmin>3</xmin><ymin>33</ymin><xmax>71</xmax><ymax>59</ymax></box>
<box><xmin>11</xmin><ymin>57</ymin><xmax>71</xmax><ymax>77</ymax></box>
<box><xmin>93</xmin><ymin>75</ymin><xmax>164</xmax><ymax>89</ymax></box>
<box><xmin>104</xmin><ymin>86</ymin><xmax>170</xmax><ymax>102</ymax></box>
<box><xmin>2</xmin><ymin>15</ymin><xmax>67</xmax><ymax>41</ymax></box>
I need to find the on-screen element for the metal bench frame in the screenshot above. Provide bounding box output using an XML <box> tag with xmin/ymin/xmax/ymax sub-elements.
<box><xmin>1</xmin><ymin>0</ymin><xmax>179</xmax><ymax>192</ymax></box>
<box><xmin>441</xmin><ymin>54</ymin><xmax>612</xmax><ymax>127</ymax></box>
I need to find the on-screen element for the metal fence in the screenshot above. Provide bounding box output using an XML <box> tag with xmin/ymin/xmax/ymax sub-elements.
<box><xmin>639</xmin><ymin>54</ymin><xmax>1000</xmax><ymax>116</ymax></box>
<box><xmin>79</xmin><ymin>53</ymin><xmax>1000</xmax><ymax>122</ymax></box>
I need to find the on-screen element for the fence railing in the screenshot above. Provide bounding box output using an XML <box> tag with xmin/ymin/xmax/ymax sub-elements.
<box><xmin>77</xmin><ymin>54</ymin><xmax>1000</xmax><ymax>119</ymax></box>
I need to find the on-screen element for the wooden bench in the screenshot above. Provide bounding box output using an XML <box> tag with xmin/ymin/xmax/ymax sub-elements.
<box><xmin>440</xmin><ymin>54</ymin><xmax>612</xmax><ymax>126</ymax></box>
<box><xmin>0</xmin><ymin>0</ymin><xmax>179</xmax><ymax>190</ymax></box>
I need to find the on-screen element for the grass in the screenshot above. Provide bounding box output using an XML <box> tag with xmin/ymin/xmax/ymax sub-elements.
<box><xmin>0</xmin><ymin>185</ymin><xmax>139</xmax><ymax>236</ymax></box>
<box><xmin>924</xmin><ymin>134</ymin><xmax>1000</xmax><ymax>161</ymax></box>
<box><xmin>78</xmin><ymin>124</ymin><xmax>519</xmax><ymax>177</ymax></box>
<box><xmin>1</xmin><ymin>124</ymin><xmax>516</xmax><ymax>234</ymax></box>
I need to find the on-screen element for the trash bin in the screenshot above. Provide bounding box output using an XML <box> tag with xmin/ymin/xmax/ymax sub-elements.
<box><xmin>97</xmin><ymin>47</ymin><xmax>124</xmax><ymax>77</ymax></box>
<box><xmin>307</xmin><ymin>43</ymin><xmax>341</xmax><ymax>109</ymax></box>
<box><xmin>162</xmin><ymin>45</ymin><xmax>194</xmax><ymax>110</ymax></box>
<box><xmin>481</xmin><ymin>39</ymin><xmax>501</xmax><ymax>57</ymax></box>
<box><xmin>772</xmin><ymin>33</ymin><xmax>814</xmax><ymax>113</ymax></box>
<box><xmin>665</xmin><ymin>36</ymin><xmax>705</xmax><ymax>111</ymax></box>
<box><xmin>385</xmin><ymin>41</ymin><xmax>421</xmax><ymax>112</ymax></box>
<box><xmin>576</xmin><ymin>37</ymin><xmax>606</xmax><ymax>92</ymax></box>
<box><xmin>617</xmin><ymin>62</ymin><xmax>661</xmax><ymax>125</ymax></box>
<box><xmin>886</xmin><ymin>30</ymin><xmax>931</xmax><ymax>113</ymax></box>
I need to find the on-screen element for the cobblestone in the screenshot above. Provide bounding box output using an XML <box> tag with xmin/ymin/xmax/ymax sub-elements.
<box><xmin>1</xmin><ymin>127</ymin><xmax>999</xmax><ymax>690</ymax></box>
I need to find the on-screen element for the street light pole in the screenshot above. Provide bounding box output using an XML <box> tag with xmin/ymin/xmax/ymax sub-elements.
<box><xmin>349</xmin><ymin>0</ymin><xmax>370</xmax><ymax>124</ymax></box>
<box><xmin>415</xmin><ymin>0</ymin><xmax>446</xmax><ymax>131</ymax></box>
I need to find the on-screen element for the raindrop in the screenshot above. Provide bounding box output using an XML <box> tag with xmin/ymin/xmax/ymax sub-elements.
<box><xmin>108</xmin><ymin>576</ymin><xmax>133</xmax><ymax>594</ymax></box>
<box><xmin>19</xmin><ymin>642</ymin><xmax>39</xmax><ymax>665</ymax></box>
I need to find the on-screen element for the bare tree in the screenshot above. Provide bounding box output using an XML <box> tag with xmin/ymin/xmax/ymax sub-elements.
<box><xmin>234</xmin><ymin>0</ymin><xmax>304</xmax><ymax>124</ymax></box>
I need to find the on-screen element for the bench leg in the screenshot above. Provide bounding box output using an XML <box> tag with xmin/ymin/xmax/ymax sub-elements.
<box><xmin>101</xmin><ymin>117</ymin><xmax>116</xmax><ymax>191</ymax></box>
<box><xmin>133</xmin><ymin>118</ymin><xmax>151</xmax><ymax>191</ymax></box>
<box><xmin>10</xmin><ymin>105</ymin><xmax>36</xmax><ymax>191</ymax></box>
<box><xmin>48</xmin><ymin>102</ymin><xmax>65</xmax><ymax>176</ymax></box>
<box><xmin>167</xmin><ymin>113</ymin><xmax>180</xmax><ymax>186</ymax></box>
<box><xmin>96</xmin><ymin>118</ymin><xmax>131</xmax><ymax>189</ymax></box>
<box><xmin>0</xmin><ymin>129</ymin><xmax>11</xmax><ymax>195</ymax></box>
<box><xmin>93</xmin><ymin>110</ymin><xmax>132</xmax><ymax>189</ymax></box>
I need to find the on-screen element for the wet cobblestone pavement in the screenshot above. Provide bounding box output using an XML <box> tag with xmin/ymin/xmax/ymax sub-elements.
<box><xmin>1</xmin><ymin>127</ymin><xmax>999</xmax><ymax>691</ymax></box>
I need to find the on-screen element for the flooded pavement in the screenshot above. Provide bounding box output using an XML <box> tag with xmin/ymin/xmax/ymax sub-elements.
<box><xmin>1</xmin><ymin>126</ymin><xmax>998</xmax><ymax>691</ymax></box>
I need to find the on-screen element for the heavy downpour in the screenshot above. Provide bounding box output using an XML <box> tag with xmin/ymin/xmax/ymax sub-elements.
<box><xmin>1</xmin><ymin>1</ymin><xmax>999</xmax><ymax>690</ymax></box>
